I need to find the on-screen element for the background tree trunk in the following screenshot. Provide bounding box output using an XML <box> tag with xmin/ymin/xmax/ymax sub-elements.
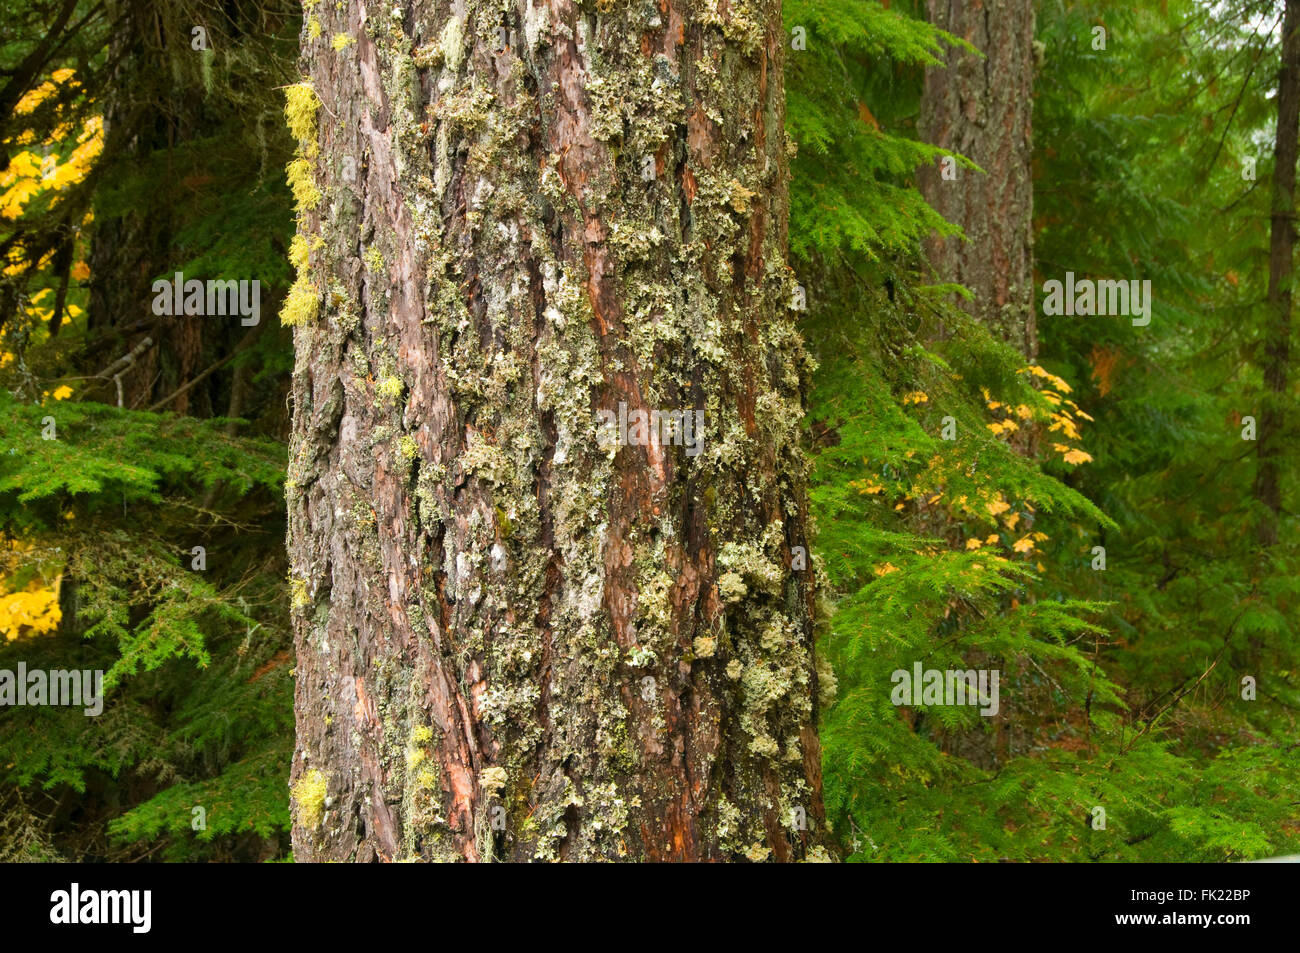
<box><xmin>1255</xmin><ymin>0</ymin><xmax>1300</xmax><ymax>547</ymax></box>
<box><xmin>87</xmin><ymin>1</ymin><xmax>205</xmax><ymax>412</ymax></box>
<box><xmin>287</xmin><ymin>0</ymin><xmax>829</xmax><ymax>862</ymax></box>
<box><xmin>918</xmin><ymin>0</ymin><xmax>1037</xmax><ymax>358</ymax></box>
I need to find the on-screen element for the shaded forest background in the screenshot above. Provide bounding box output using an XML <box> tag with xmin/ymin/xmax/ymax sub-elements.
<box><xmin>1</xmin><ymin>0</ymin><xmax>1296</xmax><ymax>861</ymax></box>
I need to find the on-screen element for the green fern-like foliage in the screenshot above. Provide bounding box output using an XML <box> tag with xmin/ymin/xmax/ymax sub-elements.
<box><xmin>0</xmin><ymin>393</ymin><xmax>293</xmax><ymax>860</ymax></box>
<box><xmin>794</xmin><ymin>0</ymin><xmax>1300</xmax><ymax>862</ymax></box>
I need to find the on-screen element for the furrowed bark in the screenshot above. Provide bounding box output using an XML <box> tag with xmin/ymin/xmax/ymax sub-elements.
<box><xmin>918</xmin><ymin>0</ymin><xmax>1037</xmax><ymax>358</ymax></box>
<box><xmin>286</xmin><ymin>0</ymin><xmax>829</xmax><ymax>862</ymax></box>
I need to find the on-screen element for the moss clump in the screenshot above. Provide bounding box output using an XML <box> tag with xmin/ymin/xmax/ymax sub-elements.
<box><xmin>377</xmin><ymin>375</ymin><xmax>404</xmax><ymax>402</ymax></box>
<box><xmin>292</xmin><ymin>768</ymin><xmax>328</xmax><ymax>828</ymax></box>
<box><xmin>286</xmin><ymin>157</ymin><xmax>321</xmax><ymax>211</ymax></box>
<box><xmin>283</xmin><ymin>82</ymin><xmax>320</xmax><ymax>155</ymax></box>
<box><xmin>280</xmin><ymin>272</ymin><xmax>319</xmax><ymax>327</ymax></box>
<box><xmin>406</xmin><ymin>744</ymin><xmax>427</xmax><ymax>771</ymax></box>
<box><xmin>289</xmin><ymin>233</ymin><xmax>310</xmax><ymax>270</ymax></box>
<box><xmin>364</xmin><ymin>245</ymin><xmax>385</xmax><ymax>274</ymax></box>
<box><xmin>289</xmin><ymin>575</ymin><xmax>309</xmax><ymax>609</ymax></box>
<box><xmin>398</xmin><ymin>435</ymin><xmax>419</xmax><ymax>461</ymax></box>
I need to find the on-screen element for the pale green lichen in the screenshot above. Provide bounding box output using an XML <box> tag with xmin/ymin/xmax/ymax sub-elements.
<box><xmin>718</xmin><ymin>570</ymin><xmax>747</xmax><ymax>603</ymax></box>
<box><xmin>439</xmin><ymin>16</ymin><xmax>465</xmax><ymax>71</ymax></box>
<box><xmin>717</xmin><ymin>537</ymin><xmax>783</xmax><ymax>596</ymax></box>
<box><xmin>479</xmin><ymin>766</ymin><xmax>508</xmax><ymax>796</ymax></box>
<box><xmin>460</xmin><ymin>440</ymin><xmax>510</xmax><ymax>485</ymax></box>
<box><xmin>276</xmin><ymin>0</ymin><xmax>824</xmax><ymax>861</ymax></box>
<box><xmin>816</xmin><ymin>652</ymin><xmax>838</xmax><ymax>707</ymax></box>
<box><xmin>637</xmin><ymin>569</ymin><xmax>674</xmax><ymax>632</ymax></box>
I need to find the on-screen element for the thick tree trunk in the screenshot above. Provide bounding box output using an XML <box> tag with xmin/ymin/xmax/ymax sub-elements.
<box><xmin>917</xmin><ymin>0</ymin><xmax>1036</xmax><ymax>358</ymax></box>
<box><xmin>1256</xmin><ymin>0</ymin><xmax>1300</xmax><ymax>547</ymax></box>
<box><xmin>286</xmin><ymin>0</ymin><xmax>829</xmax><ymax>861</ymax></box>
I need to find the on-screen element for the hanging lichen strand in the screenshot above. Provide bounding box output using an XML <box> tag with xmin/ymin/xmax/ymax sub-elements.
<box><xmin>284</xmin><ymin>0</ymin><xmax>830</xmax><ymax>862</ymax></box>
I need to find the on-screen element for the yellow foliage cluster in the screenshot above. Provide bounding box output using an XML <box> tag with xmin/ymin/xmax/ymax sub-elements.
<box><xmin>855</xmin><ymin>363</ymin><xmax>1098</xmax><ymax>563</ymax></box>
<box><xmin>0</xmin><ymin>541</ymin><xmax>62</xmax><ymax>641</ymax></box>
<box><xmin>1</xmin><ymin>66</ymin><xmax>98</xmax><ymax>354</ymax></box>
<box><xmin>0</xmin><ymin>587</ymin><xmax>61</xmax><ymax>641</ymax></box>
<box><xmin>1</xmin><ymin>70</ymin><xmax>102</xmax><ymax>223</ymax></box>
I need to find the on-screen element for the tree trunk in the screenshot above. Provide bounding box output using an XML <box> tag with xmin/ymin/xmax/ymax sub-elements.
<box><xmin>918</xmin><ymin>0</ymin><xmax>1037</xmax><ymax>358</ymax></box>
<box><xmin>286</xmin><ymin>0</ymin><xmax>829</xmax><ymax>862</ymax></box>
<box><xmin>1256</xmin><ymin>0</ymin><xmax>1300</xmax><ymax>547</ymax></box>
<box><xmin>87</xmin><ymin>1</ymin><xmax>203</xmax><ymax>412</ymax></box>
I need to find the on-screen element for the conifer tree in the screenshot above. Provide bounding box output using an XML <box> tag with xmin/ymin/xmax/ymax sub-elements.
<box><xmin>285</xmin><ymin>0</ymin><xmax>829</xmax><ymax>861</ymax></box>
<box><xmin>1256</xmin><ymin>0</ymin><xmax>1300</xmax><ymax>546</ymax></box>
<box><xmin>918</xmin><ymin>0</ymin><xmax>1037</xmax><ymax>356</ymax></box>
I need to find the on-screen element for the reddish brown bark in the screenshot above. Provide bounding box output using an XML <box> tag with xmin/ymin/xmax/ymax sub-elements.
<box><xmin>286</xmin><ymin>0</ymin><xmax>829</xmax><ymax>862</ymax></box>
<box><xmin>918</xmin><ymin>0</ymin><xmax>1037</xmax><ymax>357</ymax></box>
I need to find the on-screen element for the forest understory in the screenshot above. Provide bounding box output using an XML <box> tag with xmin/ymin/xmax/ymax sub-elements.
<box><xmin>0</xmin><ymin>0</ymin><xmax>1296</xmax><ymax>864</ymax></box>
